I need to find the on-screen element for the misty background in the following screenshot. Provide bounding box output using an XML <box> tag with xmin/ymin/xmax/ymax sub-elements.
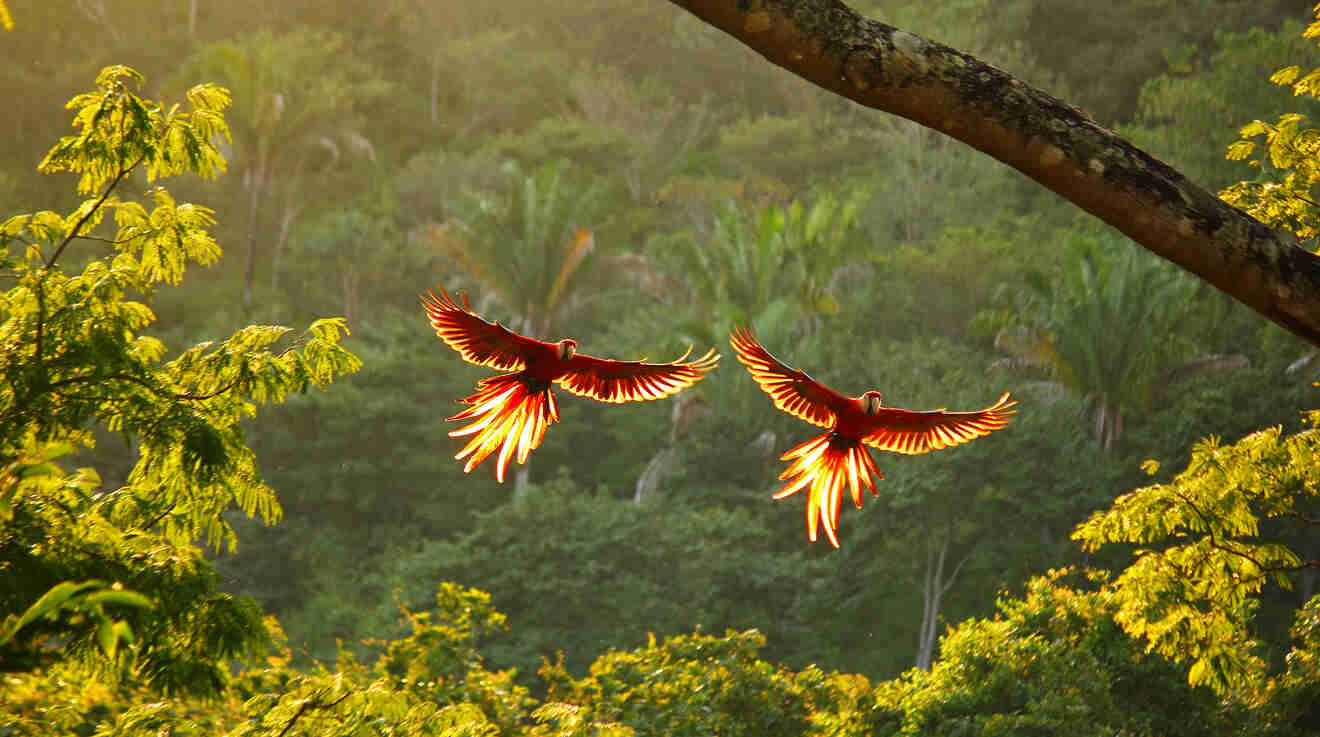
<box><xmin>4</xmin><ymin>0</ymin><xmax>1317</xmax><ymax>685</ymax></box>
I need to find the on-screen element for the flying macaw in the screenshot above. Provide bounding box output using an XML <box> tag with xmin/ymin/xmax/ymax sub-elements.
<box><xmin>423</xmin><ymin>288</ymin><xmax>719</xmax><ymax>482</ymax></box>
<box><xmin>730</xmin><ymin>326</ymin><xmax>1016</xmax><ymax>547</ymax></box>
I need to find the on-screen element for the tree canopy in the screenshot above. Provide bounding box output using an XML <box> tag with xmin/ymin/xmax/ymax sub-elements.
<box><xmin>5</xmin><ymin>1</ymin><xmax>1320</xmax><ymax>736</ymax></box>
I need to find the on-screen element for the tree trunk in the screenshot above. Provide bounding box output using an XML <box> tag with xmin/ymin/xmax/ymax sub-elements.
<box><xmin>635</xmin><ymin>446</ymin><xmax>678</xmax><ymax>504</ymax></box>
<box><xmin>916</xmin><ymin>529</ymin><xmax>970</xmax><ymax>670</ymax></box>
<box><xmin>513</xmin><ymin>467</ymin><xmax>531</xmax><ymax>502</ymax></box>
<box><xmin>242</xmin><ymin>154</ymin><xmax>267</xmax><ymax>311</ymax></box>
<box><xmin>664</xmin><ymin>0</ymin><xmax>1320</xmax><ymax>348</ymax></box>
<box><xmin>430</xmin><ymin>50</ymin><xmax>441</xmax><ymax>124</ymax></box>
<box><xmin>270</xmin><ymin>202</ymin><xmax>302</xmax><ymax>293</ymax></box>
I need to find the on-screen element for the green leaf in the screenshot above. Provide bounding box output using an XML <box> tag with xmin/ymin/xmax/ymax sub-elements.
<box><xmin>82</xmin><ymin>589</ymin><xmax>154</xmax><ymax>610</ymax></box>
<box><xmin>0</xmin><ymin>580</ymin><xmax>104</xmax><ymax>644</ymax></box>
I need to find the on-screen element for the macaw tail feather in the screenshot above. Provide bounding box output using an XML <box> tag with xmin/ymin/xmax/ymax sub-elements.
<box><xmin>447</xmin><ymin>374</ymin><xmax>558</xmax><ymax>483</ymax></box>
<box><xmin>773</xmin><ymin>432</ymin><xmax>884</xmax><ymax>547</ymax></box>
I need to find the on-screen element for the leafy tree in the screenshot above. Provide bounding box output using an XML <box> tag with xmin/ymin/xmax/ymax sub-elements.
<box><xmin>540</xmin><ymin>628</ymin><xmax>830</xmax><ymax>737</ymax></box>
<box><xmin>379</xmin><ymin>477</ymin><xmax>829</xmax><ymax>682</ymax></box>
<box><xmin>0</xmin><ymin>65</ymin><xmax>359</xmax><ymax>694</ymax></box>
<box><xmin>995</xmin><ymin>233</ymin><xmax>1197</xmax><ymax>452</ymax></box>
<box><xmin>872</xmin><ymin>570</ymin><xmax>1247</xmax><ymax>736</ymax></box>
<box><xmin>418</xmin><ymin>160</ymin><xmax>611</xmax><ymax>496</ymax></box>
<box><xmin>1257</xmin><ymin>594</ymin><xmax>1320</xmax><ymax>736</ymax></box>
<box><xmin>1007</xmin><ymin>0</ymin><xmax>1299</xmax><ymax>125</ymax></box>
<box><xmin>1133</xmin><ymin>18</ymin><xmax>1320</xmax><ymax>193</ymax></box>
<box><xmin>663</xmin><ymin>0</ymin><xmax>1320</xmax><ymax>347</ymax></box>
<box><xmin>181</xmin><ymin>29</ymin><xmax>389</xmax><ymax>308</ymax></box>
<box><xmin>1073</xmin><ymin>411</ymin><xmax>1320</xmax><ymax>695</ymax></box>
<box><xmin>1222</xmin><ymin>7</ymin><xmax>1320</xmax><ymax>243</ymax></box>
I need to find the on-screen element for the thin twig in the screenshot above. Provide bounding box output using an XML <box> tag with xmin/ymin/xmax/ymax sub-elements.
<box><xmin>44</xmin><ymin>154</ymin><xmax>146</xmax><ymax>270</ymax></box>
<box><xmin>73</xmin><ymin>231</ymin><xmax>155</xmax><ymax>247</ymax></box>
<box><xmin>274</xmin><ymin>690</ymin><xmax>352</xmax><ymax>737</ymax></box>
<box><xmin>274</xmin><ymin>698</ymin><xmax>317</xmax><ymax>737</ymax></box>
<box><xmin>1284</xmin><ymin>511</ymin><xmax>1320</xmax><ymax>527</ymax></box>
<box><xmin>1172</xmin><ymin>488</ymin><xmax>1273</xmax><ymax>574</ymax></box>
<box><xmin>1291</xmin><ymin>193</ymin><xmax>1320</xmax><ymax>211</ymax></box>
<box><xmin>140</xmin><ymin>501</ymin><xmax>177</xmax><ymax>532</ymax></box>
<box><xmin>48</xmin><ymin>372</ymin><xmax>241</xmax><ymax>401</ymax></box>
<box><xmin>33</xmin><ymin>275</ymin><xmax>46</xmax><ymax>362</ymax></box>
<box><xmin>1165</xmin><ymin>488</ymin><xmax>1320</xmax><ymax>583</ymax></box>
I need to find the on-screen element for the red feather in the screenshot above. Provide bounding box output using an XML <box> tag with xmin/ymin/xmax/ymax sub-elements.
<box><xmin>730</xmin><ymin>326</ymin><xmax>1016</xmax><ymax>547</ymax></box>
<box><xmin>422</xmin><ymin>288</ymin><xmax>553</xmax><ymax>372</ymax></box>
<box><xmin>558</xmin><ymin>347</ymin><xmax>720</xmax><ymax>403</ymax></box>
<box><xmin>424</xmin><ymin>288</ymin><xmax>720</xmax><ymax>481</ymax></box>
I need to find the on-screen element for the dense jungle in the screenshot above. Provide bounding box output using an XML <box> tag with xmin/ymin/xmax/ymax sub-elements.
<box><xmin>4</xmin><ymin>0</ymin><xmax>1320</xmax><ymax>734</ymax></box>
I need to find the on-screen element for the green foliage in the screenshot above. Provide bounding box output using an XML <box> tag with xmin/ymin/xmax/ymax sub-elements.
<box><xmin>996</xmin><ymin>232</ymin><xmax>1196</xmax><ymax>451</ymax></box>
<box><xmin>8</xmin><ymin>7</ymin><xmax>1320</xmax><ymax>736</ymax></box>
<box><xmin>874</xmin><ymin>570</ymin><xmax>1245</xmax><ymax>736</ymax></box>
<box><xmin>1001</xmin><ymin>0</ymin><xmax>1298</xmax><ymax>124</ymax></box>
<box><xmin>0</xmin><ymin>66</ymin><xmax>359</xmax><ymax>695</ymax></box>
<box><xmin>375</xmin><ymin>585</ymin><xmax>529</xmax><ymax>724</ymax></box>
<box><xmin>1073</xmin><ymin>412</ymin><xmax>1320</xmax><ymax>695</ymax></box>
<box><xmin>423</xmin><ymin>160</ymin><xmax>610</xmax><ymax>337</ymax></box>
<box><xmin>1130</xmin><ymin>18</ymin><xmax>1320</xmax><ymax>190</ymax></box>
<box><xmin>0</xmin><ymin>575</ymin><xmax>151</xmax><ymax>662</ymax></box>
<box><xmin>1221</xmin><ymin>8</ymin><xmax>1320</xmax><ymax>243</ymax></box>
<box><xmin>1258</xmin><ymin>595</ymin><xmax>1320</xmax><ymax>735</ymax></box>
<box><xmin>380</xmin><ymin>479</ymin><xmax>829</xmax><ymax>682</ymax></box>
<box><xmin>72</xmin><ymin>584</ymin><xmax>610</xmax><ymax>737</ymax></box>
<box><xmin>656</xmin><ymin>187</ymin><xmax>869</xmax><ymax>361</ymax></box>
<box><xmin>541</xmin><ymin>629</ymin><xmax>830</xmax><ymax>737</ymax></box>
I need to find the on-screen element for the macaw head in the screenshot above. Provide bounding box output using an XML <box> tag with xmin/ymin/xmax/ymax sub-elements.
<box><xmin>860</xmin><ymin>391</ymin><xmax>883</xmax><ymax>415</ymax></box>
<box><xmin>556</xmin><ymin>338</ymin><xmax>578</xmax><ymax>361</ymax></box>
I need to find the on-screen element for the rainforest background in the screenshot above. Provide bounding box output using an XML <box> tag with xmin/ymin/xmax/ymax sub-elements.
<box><xmin>4</xmin><ymin>0</ymin><xmax>1320</xmax><ymax>734</ymax></box>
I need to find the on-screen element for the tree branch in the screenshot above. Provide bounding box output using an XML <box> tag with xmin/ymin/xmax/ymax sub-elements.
<box><xmin>1284</xmin><ymin>511</ymin><xmax>1320</xmax><ymax>526</ymax></box>
<box><xmin>140</xmin><ymin>501</ymin><xmax>178</xmax><ymax>532</ymax></box>
<box><xmin>664</xmin><ymin>0</ymin><xmax>1320</xmax><ymax>347</ymax></box>
<box><xmin>48</xmin><ymin>372</ymin><xmax>241</xmax><ymax>401</ymax></box>
<box><xmin>274</xmin><ymin>690</ymin><xmax>352</xmax><ymax>737</ymax></box>
<box><xmin>73</xmin><ymin>231</ymin><xmax>156</xmax><ymax>247</ymax></box>
<box><xmin>44</xmin><ymin>154</ymin><xmax>144</xmax><ymax>270</ymax></box>
<box><xmin>1169</xmin><ymin>487</ymin><xmax>1316</xmax><ymax>582</ymax></box>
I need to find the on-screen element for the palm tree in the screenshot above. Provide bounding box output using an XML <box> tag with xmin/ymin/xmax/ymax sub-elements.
<box><xmin>628</xmin><ymin>190</ymin><xmax>868</xmax><ymax>500</ymax></box>
<box><xmin>660</xmin><ymin>188</ymin><xmax>868</xmax><ymax>348</ymax></box>
<box><xmin>418</xmin><ymin>160</ymin><xmax>609</xmax><ymax>499</ymax></box>
<box><xmin>182</xmin><ymin>29</ymin><xmax>386</xmax><ymax>310</ymax></box>
<box><xmin>994</xmin><ymin>233</ymin><xmax>1230</xmax><ymax>452</ymax></box>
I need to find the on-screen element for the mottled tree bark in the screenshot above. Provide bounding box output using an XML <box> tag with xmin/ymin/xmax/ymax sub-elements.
<box><xmin>666</xmin><ymin>0</ymin><xmax>1320</xmax><ymax>347</ymax></box>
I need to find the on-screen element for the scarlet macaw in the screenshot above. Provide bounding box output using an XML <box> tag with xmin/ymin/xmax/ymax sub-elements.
<box><xmin>423</xmin><ymin>288</ymin><xmax>719</xmax><ymax>481</ymax></box>
<box><xmin>730</xmin><ymin>326</ymin><xmax>1016</xmax><ymax>547</ymax></box>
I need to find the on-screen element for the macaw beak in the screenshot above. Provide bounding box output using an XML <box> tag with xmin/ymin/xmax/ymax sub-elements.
<box><xmin>557</xmin><ymin>339</ymin><xmax>577</xmax><ymax>361</ymax></box>
<box><xmin>862</xmin><ymin>392</ymin><xmax>882</xmax><ymax>415</ymax></box>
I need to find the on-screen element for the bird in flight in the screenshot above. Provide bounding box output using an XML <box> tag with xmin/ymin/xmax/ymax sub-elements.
<box><xmin>730</xmin><ymin>326</ymin><xmax>1016</xmax><ymax>547</ymax></box>
<box><xmin>423</xmin><ymin>288</ymin><xmax>719</xmax><ymax>482</ymax></box>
